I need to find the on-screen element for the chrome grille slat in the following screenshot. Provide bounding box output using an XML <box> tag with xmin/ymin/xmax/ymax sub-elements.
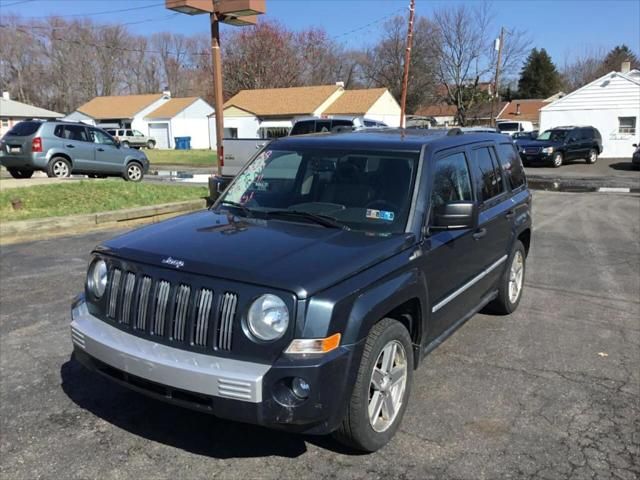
<box><xmin>172</xmin><ymin>284</ymin><xmax>190</xmax><ymax>341</ymax></box>
<box><xmin>136</xmin><ymin>276</ymin><xmax>152</xmax><ymax>330</ymax></box>
<box><xmin>217</xmin><ymin>293</ymin><xmax>237</xmax><ymax>350</ymax></box>
<box><xmin>120</xmin><ymin>272</ymin><xmax>136</xmax><ymax>324</ymax></box>
<box><xmin>153</xmin><ymin>280</ymin><xmax>171</xmax><ymax>335</ymax></box>
<box><xmin>107</xmin><ymin>269</ymin><xmax>122</xmax><ymax>319</ymax></box>
<box><xmin>193</xmin><ymin>289</ymin><xmax>213</xmax><ymax>346</ymax></box>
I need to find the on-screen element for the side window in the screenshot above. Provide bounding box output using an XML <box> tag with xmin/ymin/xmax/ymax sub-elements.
<box><xmin>497</xmin><ymin>143</ymin><xmax>526</xmax><ymax>190</ymax></box>
<box><xmin>315</xmin><ymin>120</ymin><xmax>331</xmax><ymax>133</ymax></box>
<box><xmin>90</xmin><ymin>128</ymin><xmax>116</xmax><ymax>145</ymax></box>
<box><xmin>63</xmin><ymin>125</ymin><xmax>90</xmax><ymax>142</ymax></box>
<box><xmin>125</xmin><ymin>130</ymin><xmax>133</xmax><ymax>136</ymax></box>
<box><xmin>472</xmin><ymin>147</ymin><xmax>504</xmax><ymax>202</ymax></box>
<box><xmin>431</xmin><ymin>152</ymin><xmax>473</xmax><ymax>209</ymax></box>
<box><xmin>54</xmin><ymin>125</ymin><xmax>64</xmax><ymax>138</ymax></box>
<box><xmin>579</xmin><ymin>128</ymin><xmax>591</xmax><ymax>140</ymax></box>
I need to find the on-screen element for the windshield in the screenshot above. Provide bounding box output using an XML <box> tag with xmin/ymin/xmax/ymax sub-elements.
<box><xmin>537</xmin><ymin>129</ymin><xmax>569</xmax><ymax>142</ymax></box>
<box><xmin>497</xmin><ymin>122</ymin><xmax>519</xmax><ymax>132</ymax></box>
<box><xmin>218</xmin><ymin>147</ymin><xmax>420</xmax><ymax>234</ymax></box>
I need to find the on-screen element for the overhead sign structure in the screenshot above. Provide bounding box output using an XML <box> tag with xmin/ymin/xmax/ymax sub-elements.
<box><xmin>166</xmin><ymin>0</ymin><xmax>266</xmax><ymax>175</ymax></box>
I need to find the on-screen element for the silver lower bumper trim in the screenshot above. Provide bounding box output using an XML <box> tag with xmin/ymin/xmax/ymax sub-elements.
<box><xmin>71</xmin><ymin>303</ymin><xmax>268</xmax><ymax>403</ymax></box>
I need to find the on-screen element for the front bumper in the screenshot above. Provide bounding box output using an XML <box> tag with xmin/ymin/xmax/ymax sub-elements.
<box><xmin>519</xmin><ymin>151</ymin><xmax>553</xmax><ymax>164</ymax></box>
<box><xmin>71</xmin><ymin>298</ymin><xmax>361</xmax><ymax>434</ymax></box>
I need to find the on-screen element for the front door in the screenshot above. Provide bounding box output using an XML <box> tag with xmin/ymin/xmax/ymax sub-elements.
<box><xmin>90</xmin><ymin>128</ymin><xmax>124</xmax><ymax>173</ymax></box>
<box><xmin>421</xmin><ymin>148</ymin><xmax>483</xmax><ymax>342</ymax></box>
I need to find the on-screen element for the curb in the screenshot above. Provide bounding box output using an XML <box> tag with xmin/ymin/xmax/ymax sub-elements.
<box><xmin>1</xmin><ymin>199</ymin><xmax>206</xmax><ymax>239</ymax></box>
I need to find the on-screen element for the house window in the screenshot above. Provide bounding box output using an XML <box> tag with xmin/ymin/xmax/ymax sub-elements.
<box><xmin>223</xmin><ymin>128</ymin><xmax>238</xmax><ymax>139</ymax></box>
<box><xmin>619</xmin><ymin>117</ymin><xmax>636</xmax><ymax>134</ymax></box>
<box><xmin>1</xmin><ymin>119</ymin><xmax>8</xmax><ymax>127</ymax></box>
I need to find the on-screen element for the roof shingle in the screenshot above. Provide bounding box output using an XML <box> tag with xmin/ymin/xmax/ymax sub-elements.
<box><xmin>224</xmin><ymin>85</ymin><xmax>341</xmax><ymax>116</ymax></box>
<box><xmin>322</xmin><ymin>88</ymin><xmax>387</xmax><ymax>115</ymax></box>
<box><xmin>77</xmin><ymin>93</ymin><xmax>164</xmax><ymax>119</ymax></box>
<box><xmin>146</xmin><ymin>97</ymin><xmax>199</xmax><ymax>118</ymax></box>
<box><xmin>0</xmin><ymin>98</ymin><xmax>62</xmax><ymax>118</ymax></box>
<box><xmin>497</xmin><ymin>99</ymin><xmax>546</xmax><ymax>123</ymax></box>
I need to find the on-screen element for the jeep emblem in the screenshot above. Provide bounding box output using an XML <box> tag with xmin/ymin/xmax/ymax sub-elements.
<box><xmin>161</xmin><ymin>257</ymin><xmax>185</xmax><ymax>269</ymax></box>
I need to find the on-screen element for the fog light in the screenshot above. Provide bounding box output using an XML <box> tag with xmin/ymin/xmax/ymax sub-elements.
<box><xmin>291</xmin><ymin>377</ymin><xmax>310</xmax><ymax>399</ymax></box>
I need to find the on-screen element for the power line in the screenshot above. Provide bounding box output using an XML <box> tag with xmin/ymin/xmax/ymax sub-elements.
<box><xmin>0</xmin><ymin>0</ymin><xmax>35</xmax><ymax>7</ymax></box>
<box><xmin>15</xmin><ymin>2</ymin><xmax>165</xmax><ymax>18</ymax></box>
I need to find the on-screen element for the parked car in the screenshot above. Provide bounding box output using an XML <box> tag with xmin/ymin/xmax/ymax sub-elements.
<box><xmin>633</xmin><ymin>143</ymin><xmax>640</xmax><ymax>169</ymax></box>
<box><xmin>515</xmin><ymin>126</ymin><xmax>602</xmax><ymax>167</ymax></box>
<box><xmin>71</xmin><ymin>129</ymin><xmax>532</xmax><ymax>452</ymax></box>
<box><xmin>289</xmin><ymin>116</ymin><xmax>388</xmax><ymax>136</ymax></box>
<box><xmin>496</xmin><ymin>120</ymin><xmax>535</xmax><ymax>136</ymax></box>
<box><xmin>0</xmin><ymin>120</ymin><xmax>149</xmax><ymax>181</ymax></box>
<box><xmin>512</xmin><ymin>130</ymin><xmax>539</xmax><ymax>140</ymax></box>
<box><xmin>106</xmin><ymin>128</ymin><xmax>156</xmax><ymax>149</ymax></box>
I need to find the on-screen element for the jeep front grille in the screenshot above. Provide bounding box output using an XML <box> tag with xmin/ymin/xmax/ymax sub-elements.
<box><xmin>104</xmin><ymin>269</ymin><xmax>238</xmax><ymax>351</ymax></box>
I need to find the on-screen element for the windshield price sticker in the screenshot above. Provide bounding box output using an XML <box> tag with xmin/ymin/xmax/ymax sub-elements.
<box><xmin>366</xmin><ymin>209</ymin><xmax>395</xmax><ymax>222</ymax></box>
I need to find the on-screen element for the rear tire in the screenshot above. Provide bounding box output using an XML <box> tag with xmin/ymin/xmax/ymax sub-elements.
<box><xmin>586</xmin><ymin>148</ymin><xmax>598</xmax><ymax>164</ymax></box>
<box><xmin>124</xmin><ymin>161</ymin><xmax>143</xmax><ymax>182</ymax></box>
<box><xmin>7</xmin><ymin>168</ymin><xmax>34</xmax><ymax>179</ymax></box>
<box><xmin>121</xmin><ymin>141</ymin><xmax>130</xmax><ymax>148</ymax></box>
<box><xmin>488</xmin><ymin>240</ymin><xmax>526</xmax><ymax>315</ymax></box>
<box><xmin>552</xmin><ymin>152</ymin><xmax>563</xmax><ymax>168</ymax></box>
<box><xmin>47</xmin><ymin>157</ymin><xmax>71</xmax><ymax>178</ymax></box>
<box><xmin>333</xmin><ymin>318</ymin><xmax>413</xmax><ymax>452</ymax></box>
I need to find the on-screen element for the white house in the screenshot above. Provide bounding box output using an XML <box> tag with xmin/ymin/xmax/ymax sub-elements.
<box><xmin>145</xmin><ymin>97</ymin><xmax>214</xmax><ymax>149</ymax></box>
<box><xmin>209</xmin><ymin>84</ymin><xmax>402</xmax><ymax>147</ymax></box>
<box><xmin>65</xmin><ymin>92</ymin><xmax>213</xmax><ymax>149</ymax></box>
<box><xmin>540</xmin><ymin>65</ymin><xmax>640</xmax><ymax>158</ymax></box>
<box><xmin>0</xmin><ymin>92</ymin><xmax>62</xmax><ymax>136</ymax></box>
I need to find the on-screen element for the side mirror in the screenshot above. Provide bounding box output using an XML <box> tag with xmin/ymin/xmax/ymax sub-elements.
<box><xmin>432</xmin><ymin>201</ymin><xmax>478</xmax><ymax>230</ymax></box>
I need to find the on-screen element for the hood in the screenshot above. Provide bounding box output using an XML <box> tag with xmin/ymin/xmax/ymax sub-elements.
<box><xmin>97</xmin><ymin>210</ymin><xmax>415</xmax><ymax>299</ymax></box>
<box><xmin>515</xmin><ymin>139</ymin><xmax>562</xmax><ymax>149</ymax></box>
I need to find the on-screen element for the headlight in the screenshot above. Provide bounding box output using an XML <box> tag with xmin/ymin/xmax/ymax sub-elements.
<box><xmin>541</xmin><ymin>146</ymin><xmax>554</xmax><ymax>154</ymax></box>
<box><xmin>247</xmin><ymin>294</ymin><xmax>289</xmax><ymax>341</ymax></box>
<box><xmin>87</xmin><ymin>259</ymin><xmax>108</xmax><ymax>298</ymax></box>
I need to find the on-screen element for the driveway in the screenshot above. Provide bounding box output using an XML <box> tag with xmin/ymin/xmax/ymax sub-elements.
<box><xmin>0</xmin><ymin>191</ymin><xmax>638</xmax><ymax>479</ymax></box>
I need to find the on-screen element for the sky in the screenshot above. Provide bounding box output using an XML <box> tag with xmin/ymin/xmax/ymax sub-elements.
<box><xmin>0</xmin><ymin>0</ymin><xmax>639</xmax><ymax>70</ymax></box>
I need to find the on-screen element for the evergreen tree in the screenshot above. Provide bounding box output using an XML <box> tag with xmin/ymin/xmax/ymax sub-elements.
<box><xmin>601</xmin><ymin>44</ymin><xmax>639</xmax><ymax>73</ymax></box>
<box><xmin>517</xmin><ymin>48</ymin><xmax>562</xmax><ymax>98</ymax></box>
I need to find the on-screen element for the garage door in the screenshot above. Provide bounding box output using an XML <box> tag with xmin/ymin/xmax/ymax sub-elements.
<box><xmin>149</xmin><ymin>123</ymin><xmax>170</xmax><ymax>149</ymax></box>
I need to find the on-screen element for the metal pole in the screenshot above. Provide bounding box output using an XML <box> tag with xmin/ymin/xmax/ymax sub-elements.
<box><xmin>399</xmin><ymin>0</ymin><xmax>415</xmax><ymax>129</ymax></box>
<box><xmin>492</xmin><ymin>27</ymin><xmax>504</xmax><ymax>127</ymax></box>
<box><xmin>210</xmin><ymin>10</ymin><xmax>225</xmax><ymax>177</ymax></box>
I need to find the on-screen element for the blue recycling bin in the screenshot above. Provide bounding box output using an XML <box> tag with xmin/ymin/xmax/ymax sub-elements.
<box><xmin>174</xmin><ymin>137</ymin><xmax>191</xmax><ymax>150</ymax></box>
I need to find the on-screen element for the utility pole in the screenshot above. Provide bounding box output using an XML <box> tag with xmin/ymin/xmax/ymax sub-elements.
<box><xmin>491</xmin><ymin>26</ymin><xmax>505</xmax><ymax>127</ymax></box>
<box><xmin>399</xmin><ymin>0</ymin><xmax>415</xmax><ymax>129</ymax></box>
<box><xmin>210</xmin><ymin>9</ymin><xmax>225</xmax><ymax>177</ymax></box>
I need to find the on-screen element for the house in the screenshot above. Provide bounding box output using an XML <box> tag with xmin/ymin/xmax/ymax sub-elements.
<box><xmin>414</xmin><ymin>104</ymin><xmax>458</xmax><ymax>126</ymax></box>
<box><xmin>0</xmin><ymin>92</ymin><xmax>62</xmax><ymax>136</ymax></box>
<box><xmin>321</xmin><ymin>88</ymin><xmax>401</xmax><ymax>127</ymax></box>
<box><xmin>466</xmin><ymin>101</ymin><xmax>508</xmax><ymax>126</ymax></box>
<box><xmin>497</xmin><ymin>99</ymin><xmax>546</xmax><ymax>127</ymax></box>
<box><xmin>144</xmin><ymin>97</ymin><xmax>214</xmax><ymax>149</ymax></box>
<box><xmin>65</xmin><ymin>92</ymin><xmax>214</xmax><ymax>149</ymax></box>
<box><xmin>540</xmin><ymin>63</ymin><xmax>640</xmax><ymax>158</ymax></box>
<box><xmin>210</xmin><ymin>84</ymin><xmax>402</xmax><ymax>146</ymax></box>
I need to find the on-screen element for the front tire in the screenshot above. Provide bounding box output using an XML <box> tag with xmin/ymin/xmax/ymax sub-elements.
<box><xmin>47</xmin><ymin>157</ymin><xmax>71</xmax><ymax>178</ymax></box>
<box><xmin>552</xmin><ymin>152</ymin><xmax>563</xmax><ymax>168</ymax></box>
<box><xmin>124</xmin><ymin>161</ymin><xmax>143</xmax><ymax>182</ymax></box>
<box><xmin>146</xmin><ymin>140</ymin><xmax>155</xmax><ymax>149</ymax></box>
<box><xmin>333</xmin><ymin>318</ymin><xmax>413</xmax><ymax>452</ymax></box>
<box><xmin>586</xmin><ymin>148</ymin><xmax>598</xmax><ymax>164</ymax></box>
<box><xmin>7</xmin><ymin>168</ymin><xmax>34</xmax><ymax>179</ymax></box>
<box><xmin>121</xmin><ymin>141</ymin><xmax>130</xmax><ymax>149</ymax></box>
<box><xmin>489</xmin><ymin>240</ymin><xmax>526</xmax><ymax>315</ymax></box>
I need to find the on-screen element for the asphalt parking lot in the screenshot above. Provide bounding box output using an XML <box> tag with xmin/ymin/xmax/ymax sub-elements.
<box><xmin>0</xmin><ymin>190</ymin><xmax>638</xmax><ymax>480</ymax></box>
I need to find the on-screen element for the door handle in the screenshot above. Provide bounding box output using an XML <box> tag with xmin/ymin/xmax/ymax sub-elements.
<box><xmin>472</xmin><ymin>228</ymin><xmax>487</xmax><ymax>240</ymax></box>
<box><xmin>66</xmin><ymin>144</ymin><xmax>75</xmax><ymax>148</ymax></box>
<box><xmin>505</xmin><ymin>209</ymin><xmax>515</xmax><ymax>219</ymax></box>
<box><xmin>97</xmin><ymin>148</ymin><xmax>104</xmax><ymax>151</ymax></box>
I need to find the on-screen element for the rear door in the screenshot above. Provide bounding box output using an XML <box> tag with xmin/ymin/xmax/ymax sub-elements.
<box><xmin>468</xmin><ymin>143</ymin><xmax>513</xmax><ymax>295</ymax></box>
<box><xmin>89</xmin><ymin>128</ymin><xmax>124</xmax><ymax>173</ymax></box>
<box><xmin>564</xmin><ymin>128</ymin><xmax>582</xmax><ymax>160</ymax></box>
<box><xmin>55</xmin><ymin>124</ymin><xmax>95</xmax><ymax>171</ymax></box>
<box><xmin>422</xmin><ymin>148</ymin><xmax>481</xmax><ymax>341</ymax></box>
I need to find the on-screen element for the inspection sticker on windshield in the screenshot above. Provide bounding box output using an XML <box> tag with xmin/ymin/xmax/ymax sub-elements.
<box><xmin>366</xmin><ymin>209</ymin><xmax>395</xmax><ymax>221</ymax></box>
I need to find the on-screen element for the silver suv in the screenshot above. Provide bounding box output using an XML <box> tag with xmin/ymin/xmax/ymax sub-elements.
<box><xmin>0</xmin><ymin>120</ymin><xmax>149</xmax><ymax>181</ymax></box>
<box><xmin>106</xmin><ymin>128</ymin><xmax>156</xmax><ymax>149</ymax></box>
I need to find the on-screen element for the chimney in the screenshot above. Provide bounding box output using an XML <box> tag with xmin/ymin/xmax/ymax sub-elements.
<box><xmin>335</xmin><ymin>81</ymin><xmax>345</xmax><ymax>88</ymax></box>
<box><xmin>621</xmin><ymin>61</ymin><xmax>631</xmax><ymax>74</ymax></box>
<box><xmin>515</xmin><ymin>103</ymin><xmax>521</xmax><ymax>115</ymax></box>
<box><xmin>2</xmin><ymin>91</ymin><xmax>9</xmax><ymax>100</ymax></box>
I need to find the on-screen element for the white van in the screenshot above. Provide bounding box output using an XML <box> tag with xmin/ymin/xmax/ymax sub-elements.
<box><xmin>496</xmin><ymin>120</ymin><xmax>535</xmax><ymax>136</ymax></box>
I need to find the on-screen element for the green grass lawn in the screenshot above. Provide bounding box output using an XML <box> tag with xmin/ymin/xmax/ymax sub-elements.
<box><xmin>0</xmin><ymin>180</ymin><xmax>207</xmax><ymax>222</ymax></box>
<box><xmin>146</xmin><ymin>149</ymin><xmax>217</xmax><ymax>167</ymax></box>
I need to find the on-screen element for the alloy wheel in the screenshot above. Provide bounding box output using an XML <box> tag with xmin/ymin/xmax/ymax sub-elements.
<box><xmin>368</xmin><ymin>340</ymin><xmax>408</xmax><ymax>432</ymax></box>
<box><xmin>53</xmin><ymin>160</ymin><xmax>70</xmax><ymax>177</ymax></box>
<box><xmin>508</xmin><ymin>250</ymin><xmax>525</xmax><ymax>304</ymax></box>
<box><xmin>127</xmin><ymin>164</ymin><xmax>142</xmax><ymax>181</ymax></box>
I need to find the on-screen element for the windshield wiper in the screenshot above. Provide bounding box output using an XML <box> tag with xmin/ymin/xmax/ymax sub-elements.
<box><xmin>218</xmin><ymin>200</ymin><xmax>253</xmax><ymax>217</ymax></box>
<box><xmin>264</xmin><ymin>210</ymin><xmax>347</xmax><ymax>229</ymax></box>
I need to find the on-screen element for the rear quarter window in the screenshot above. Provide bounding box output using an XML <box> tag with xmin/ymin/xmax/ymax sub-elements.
<box><xmin>6</xmin><ymin>121</ymin><xmax>41</xmax><ymax>136</ymax></box>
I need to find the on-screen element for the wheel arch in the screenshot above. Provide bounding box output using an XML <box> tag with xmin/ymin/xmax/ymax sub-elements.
<box><xmin>48</xmin><ymin>151</ymin><xmax>73</xmax><ymax>168</ymax></box>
